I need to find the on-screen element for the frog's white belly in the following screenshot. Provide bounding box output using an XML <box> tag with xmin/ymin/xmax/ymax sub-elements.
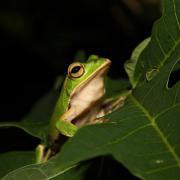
<box><xmin>71</xmin><ymin>76</ymin><xmax>104</xmax><ymax>107</ymax></box>
<box><xmin>67</xmin><ymin>72</ymin><xmax>105</xmax><ymax>125</ymax></box>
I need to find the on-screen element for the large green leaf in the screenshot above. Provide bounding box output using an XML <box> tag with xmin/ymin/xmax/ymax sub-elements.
<box><xmin>2</xmin><ymin>0</ymin><xmax>180</xmax><ymax>179</ymax></box>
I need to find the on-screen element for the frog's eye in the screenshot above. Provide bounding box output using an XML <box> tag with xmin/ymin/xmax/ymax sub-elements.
<box><xmin>68</xmin><ymin>63</ymin><xmax>85</xmax><ymax>78</ymax></box>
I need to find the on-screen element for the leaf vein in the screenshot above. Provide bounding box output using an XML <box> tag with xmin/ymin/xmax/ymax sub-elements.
<box><xmin>162</xmin><ymin>16</ymin><xmax>176</xmax><ymax>42</ymax></box>
<box><xmin>145</xmin><ymin>164</ymin><xmax>178</xmax><ymax>175</ymax></box>
<box><xmin>131</xmin><ymin>95</ymin><xmax>180</xmax><ymax>167</ymax></box>
<box><xmin>154</xmin><ymin>103</ymin><xmax>180</xmax><ymax>119</ymax></box>
<box><xmin>107</xmin><ymin>123</ymin><xmax>151</xmax><ymax>145</ymax></box>
<box><xmin>155</xmin><ymin>25</ymin><xmax>166</xmax><ymax>56</ymax></box>
<box><xmin>173</xmin><ymin>0</ymin><xmax>180</xmax><ymax>30</ymax></box>
<box><xmin>135</xmin><ymin>150</ymin><xmax>170</xmax><ymax>157</ymax></box>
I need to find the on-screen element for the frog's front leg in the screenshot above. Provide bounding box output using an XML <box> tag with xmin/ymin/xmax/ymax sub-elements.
<box><xmin>56</xmin><ymin>107</ymin><xmax>78</xmax><ymax>137</ymax></box>
<box><xmin>36</xmin><ymin>108</ymin><xmax>79</xmax><ymax>163</ymax></box>
<box><xmin>56</xmin><ymin>119</ymin><xmax>77</xmax><ymax>137</ymax></box>
<box><xmin>102</xmin><ymin>95</ymin><xmax>127</xmax><ymax>114</ymax></box>
<box><xmin>90</xmin><ymin>97</ymin><xmax>123</xmax><ymax>122</ymax></box>
<box><xmin>98</xmin><ymin>91</ymin><xmax>131</xmax><ymax>118</ymax></box>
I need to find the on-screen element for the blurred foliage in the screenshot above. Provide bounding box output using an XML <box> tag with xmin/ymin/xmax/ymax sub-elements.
<box><xmin>0</xmin><ymin>0</ymin><xmax>161</xmax><ymax>70</ymax></box>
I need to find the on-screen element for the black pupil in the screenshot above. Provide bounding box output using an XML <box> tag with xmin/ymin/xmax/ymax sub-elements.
<box><xmin>71</xmin><ymin>66</ymin><xmax>81</xmax><ymax>74</ymax></box>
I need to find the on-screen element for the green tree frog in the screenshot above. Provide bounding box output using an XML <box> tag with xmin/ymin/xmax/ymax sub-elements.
<box><xmin>36</xmin><ymin>55</ymin><xmax>126</xmax><ymax>163</ymax></box>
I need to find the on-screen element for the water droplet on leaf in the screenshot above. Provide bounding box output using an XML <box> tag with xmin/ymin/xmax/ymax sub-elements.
<box><xmin>155</xmin><ymin>159</ymin><xmax>164</xmax><ymax>164</ymax></box>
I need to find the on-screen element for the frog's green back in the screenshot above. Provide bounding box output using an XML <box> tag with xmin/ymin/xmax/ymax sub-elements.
<box><xmin>48</xmin><ymin>84</ymin><xmax>68</xmax><ymax>142</ymax></box>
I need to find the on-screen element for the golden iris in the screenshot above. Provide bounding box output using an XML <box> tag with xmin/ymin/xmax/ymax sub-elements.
<box><xmin>68</xmin><ymin>62</ymin><xmax>85</xmax><ymax>78</ymax></box>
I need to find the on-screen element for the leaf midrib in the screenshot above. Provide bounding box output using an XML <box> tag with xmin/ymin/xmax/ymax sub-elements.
<box><xmin>130</xmin><ymin>95</ymin><xmax>180</xmax><ymax>167</ymax></box>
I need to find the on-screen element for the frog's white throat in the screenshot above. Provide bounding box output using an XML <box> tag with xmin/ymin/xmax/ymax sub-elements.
<box><xmin>68</xmin><ymin>62</ymin><xmax>110</xmax><ymax>126</ymax></box>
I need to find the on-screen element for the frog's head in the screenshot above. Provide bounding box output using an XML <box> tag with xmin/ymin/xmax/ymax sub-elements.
<box><xmin>65</xmin><ymin>55</ymin><xmax>111</xmax><ymax>96</ymax></box>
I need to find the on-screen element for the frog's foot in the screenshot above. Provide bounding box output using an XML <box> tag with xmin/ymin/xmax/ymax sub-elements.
<box><xmin>88</xmin><ymin>117</ymin><xmax>108</xmax><ymax>125</ymax></box>
<box><xmin>56</xmin><ymin>120</ymin><xmax>78</xmax><ymax>137</ymax></box>
<box><xmin>35</xmin><ymin>144</ymin><xmax>51</xmax><ymax>164</ymax></box>
<box><xmin>96</xmin><ymin>96</ymin><xmax>126</xmax><ymax>119</ymax></box>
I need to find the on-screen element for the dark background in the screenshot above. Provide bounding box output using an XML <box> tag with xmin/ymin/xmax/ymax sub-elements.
<box><xmin>0</xmin><ymin>0</ymin><xmax>161</xmax><ymax>179</ymax></box>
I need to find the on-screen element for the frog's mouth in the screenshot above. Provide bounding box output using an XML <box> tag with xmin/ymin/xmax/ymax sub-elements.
<box><xmin>69</xmin><ymin>59</ymin><xmax>111</xmax><ymax>126</ymax></box>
